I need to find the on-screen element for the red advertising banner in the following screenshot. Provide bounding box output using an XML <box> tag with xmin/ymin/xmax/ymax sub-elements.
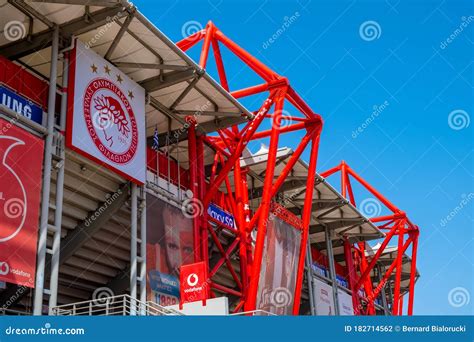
<box><xmin>0</xmin><ymin>118</ymin><xmax>44</xmax><ymax>287</ymax></box>
<box><xmin>179</xmin><ymin>261</ymin><xmax>209</xmax><ymax>308</ymax></box>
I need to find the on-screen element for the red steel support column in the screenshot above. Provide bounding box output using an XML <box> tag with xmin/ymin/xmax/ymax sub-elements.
<box><xmin>359</xmin><ymin>242</ymin><xmax>376</xmax><ymax>315</ymax></box>
<box><xmin>211</xmin><ymin>38</ymin><xmax>229</xmax><ymax>91</ymax></box>
<box><xmin>341</xmin><ymin>161</ymin><xmax>347</xmax><ymax>198</ymax></box>
<box><xmin>344</xmin><ymin>237</ymin><xmax>360</xmax><ymax>315</ymax></box>
<box><xmin>392</xmin><ymin>221</ymin><xmax>405</xmax><ymax>315</ymax></box>
<box><xmin>199</xmin><ymin>22</ymin><xmax>214</xmax><ymax>68</ymax></box>
<box><xmin>197</xmin><ymin>134</ymin><xmax>208</xmax><ymax>265</ymax></box>
<box><xmin>234</xmin><ymin>160</ymin><xmax>248</xmax><ymax>301</ymax></box>
<box><xmin>245</xmin><ymin>89</ymin><xmax>285</xmax><ymax>311</ymax></box>
<box><xmin>188</xmin><ymin>123</ymin><xmax>201</xmax><ymax>262</ymax></box>
<box><xmin>241</xmin><ymin>170</ymin><xmax>253</xmax><ymax>282</ymax></box>
<box><xmin>407</xmin><ymin>230</ymin><xmax>419</xmax><ymax>315</ymax></box>
<box><xmin>293</xmin><ymin>131</ymin><xmax>320</xmax><ymax>315</ymax></box>
<box><xmin>246</xmin><ymin>126</ymin><xmax>317</xmax><ymax>232</ymax></box>
<box><xmin>399</xmin><ymin>295</ymin><xmax>404</xmax><ymax>315</ymax></box>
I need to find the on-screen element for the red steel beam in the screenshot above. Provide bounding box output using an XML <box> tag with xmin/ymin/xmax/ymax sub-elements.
<box><xmin>344</xmin><ymin>237</ymin><xmax>361</xmax><ymax>314</ymax></box>
<box><xmin>407</xmin><ymin>230</ymin><xmax>419</xmax><ymax>315</ymax></box>
<box><xmin>371</xmin><ymin>236</ymin><xmax>413</xmax><ymax>300</ymax></box>
<box><xmin>392</xmin><ymin>221</ymin><xmax>406</xmax><ymax>315</ymax></box>
<box><xmin>187</xmin><ymin>122</ymin><xmax>201</xmax><ymax>261</ymax></box>
<box><xmin>202</xmin><ymin>92</ymin><xmax>276</xmax><ymax>208</ymax></box>
<box><xmin>245</xmin><ymin>89</ymin><xmax>286</xmax><ymax>311</ymax></box>
<box><xmin>209</xmin><ymin>237</ymin><xmax>240</xmax><ymax>277</ymax></box>
<box><xmin>355</xmin><ymin>221</ymin><xmax>400</xmax><ymax>290</ymax></box>
<box><xmin>211</xmin><ymin>38</ymin><xmax>230</xmax><ymax>91</ymax></box>
<box><xmin>199</xmin><ymin>22</ymin><xmax>214</xmax><ymax>68</ymax></box>
<box><xmin>245</xmin><ymin>125</ymin><xmax>319</xmax><ymax>232</ymax></box>
<box><xmin>215</xmin><ymin>29</ymin><xmax>277</xmax><ymax>82</ymax></box>
<box><xmin>211</xmin><ymin>282</ymin><xmax>242</xmax><ymax>297</ymax></box>
<box><xmin>292</xmin><ymin>131</ymin><xmax>320</xmax><ymax>314</ymax></box>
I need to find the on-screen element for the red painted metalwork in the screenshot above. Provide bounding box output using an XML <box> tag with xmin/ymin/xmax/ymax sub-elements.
<box><xmin>321</xmin><ymin>161</ymin><xmax>420</xmax><ymax>315</ymax></box>
<box><xmin>187</xmin><ymin>120</ymin><xmax>201</xmax><ymax>262</ymax></box>
<box><xmin>176</xmin><ymin>21</ymin><xmax>418</xmax><ymax>316</ymax></box>
<box><xmin>177</xmin><ymin>21</ymin><xmax>322</xmax><ymax>314</ymax></box>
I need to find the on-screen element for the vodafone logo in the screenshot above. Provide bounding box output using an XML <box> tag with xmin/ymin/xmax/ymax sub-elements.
<box><xmin>187</xmin><ymin>273</ymin><xmax>199</xmax><ymax>287</ymax></box>
<box><xmin>0</xmin><ymin>261</ymin><xmax>10</xmax><ymax>275</ymax></box>
<box><xmin>83</xmin><ymin>78</ymin><xmax>138</xmax><ymax>165</ymax></box>
<box><xmin>0</xmin><ymin>136</ymin><xmax>28</xmax><ymax>243</ymax></box>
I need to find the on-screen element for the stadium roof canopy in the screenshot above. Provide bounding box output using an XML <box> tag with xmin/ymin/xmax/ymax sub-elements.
<box><xmin>0</xmin><ymin>0</ymin><xmax>252</xmax><ymax>144</ymax></box>
<box><xmin>241</xmin><ymin>146</ymin><xmax>385</xmax><ymax>251</ymax></box>
<box><xmin>366</xmin><ymin>244</ymin><xmax>420</xmax><ymax>297</ymax></box>
<box><xmin>0</xmin><ymin>0</ymin><xmax>252</xmax><ymax>307</ymax></box>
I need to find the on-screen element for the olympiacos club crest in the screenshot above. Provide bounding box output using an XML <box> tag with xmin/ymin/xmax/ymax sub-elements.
<box><xmin>67</xmin><ymin>39</ymin><xmax>146</xmax><ymax>184</ymax></box>
<box><xmin>83</xmin><ymin>78</ymin><xmax>138</xmax><ymax>164</ymax></box>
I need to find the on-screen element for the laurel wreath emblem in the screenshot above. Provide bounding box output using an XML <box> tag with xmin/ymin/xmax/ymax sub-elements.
<box><xmin>93</xmin><ymin>95</ymin><xmax>130</xmax><ymax>138</ymax></box>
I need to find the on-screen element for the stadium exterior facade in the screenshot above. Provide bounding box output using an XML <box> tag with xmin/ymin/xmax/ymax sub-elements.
<box><xmin>0</xmin><ymin>0</ymin><xmax>419</xmax><ymax>316</ymax></box>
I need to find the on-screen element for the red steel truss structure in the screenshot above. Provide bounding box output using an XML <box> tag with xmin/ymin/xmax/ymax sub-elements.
<box><xmin>177</xmin><ymin>21</ymin><xmax>419</xmax><ymax>315</ymax></box>
<box><xmin>321</xmin><ymin>161</ymin><xmax>419</xmax><ymax>316</ymax></box>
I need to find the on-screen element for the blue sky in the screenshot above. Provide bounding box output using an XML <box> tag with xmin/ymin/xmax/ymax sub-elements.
<box><xmin>133</xmin><ymin>0</ymin><xmax>474</xmax><ymax>315</ymax></box>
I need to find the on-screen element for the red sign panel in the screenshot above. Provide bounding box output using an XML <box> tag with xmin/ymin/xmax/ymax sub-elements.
<box><xmin>179</xmin><ymin>261</ymin><xmax>209</xmax><ymax>307</ymax></box>
<box><xmin>0</xmin><ymin>118</ymin><xmax>44</xmax><ymax>287</ymax></box>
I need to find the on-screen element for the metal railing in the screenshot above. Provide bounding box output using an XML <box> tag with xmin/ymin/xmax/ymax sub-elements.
<box><xmin>51</xmin><ymin>295</ymin><xmax>184</xmax><ymax>316</ymax></box>
<box><xmin>0</xmin><ymin>308</ymin><xmax>30</xmax><ymax>316</ymax></box>
<box><xmin>230</xmin><ymin>310</ymin><xmax>276</xmax><ymax>316</ymax></box>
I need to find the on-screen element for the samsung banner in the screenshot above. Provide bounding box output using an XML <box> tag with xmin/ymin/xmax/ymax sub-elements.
<box><xmin>67</xmin><ymin>39</ymin><xmax>146</xmax><ymax>184</ymax></box>
<box><xmin>146</xmin><ymin>194</ymin><xmax>194</xmax><ymax>306</ymax></box>
<box><xmin>0</xmin><ymin>119</ymin><xmax>44</xmax><ymax>287</ymax></box>
<box><xmin>313</xmin><ymin>278</ymin><xmax>335</xmax><ymax>315</ymax></box>
<box><xmin>256</xmin><ymin>214</ymin><xmax>301</xmax><ymax>315</ymax></box>
<box><xmin>0</xmin><ymin>85</ymin><xmax>43</xmax><ymax>125</ymax></box>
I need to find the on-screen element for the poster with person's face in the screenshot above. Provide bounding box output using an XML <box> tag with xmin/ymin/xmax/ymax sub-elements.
<box><xmin>146</xmin><ymin>193</ymin><xmax>194</xmax><ymax>306</ymax></box>
<box><xmin>256</xmin><ymin>214</ymin><xmax>301</xmax><ymax>315</ymax></box>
